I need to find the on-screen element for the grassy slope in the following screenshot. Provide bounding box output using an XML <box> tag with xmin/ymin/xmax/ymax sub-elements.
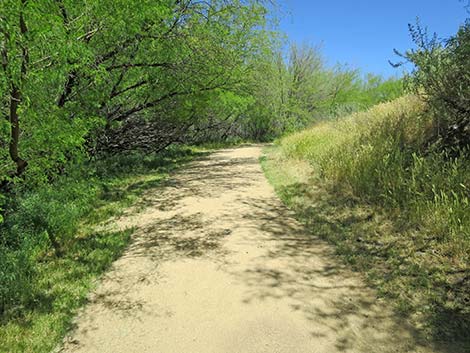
<box><xmin>0</xmin><ymin>147</ymin><xmax>206</xmax><ymax>353</ymax></box>
<box><xmin>261</xmin><ymin>96</ymin><xmax>469</xmax><ymax>347</ymax></box>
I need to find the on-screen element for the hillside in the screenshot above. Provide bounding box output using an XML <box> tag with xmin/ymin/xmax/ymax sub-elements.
<box><xmin>262</xmin><ymin>95</ymin><xmax>470</xmax><ymax>344</ymax></box>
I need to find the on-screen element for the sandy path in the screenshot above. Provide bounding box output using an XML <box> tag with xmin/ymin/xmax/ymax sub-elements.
<box><xmin>60</xmin><ymin>146</ymin><xmax>436</xmax><ymax>353</ymax></box>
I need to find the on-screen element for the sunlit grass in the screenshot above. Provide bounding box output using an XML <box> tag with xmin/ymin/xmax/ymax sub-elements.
<box><xmin>262</xmin><ymin>95</ymin><xmax>470</xmax><ymax>346</ymax></box>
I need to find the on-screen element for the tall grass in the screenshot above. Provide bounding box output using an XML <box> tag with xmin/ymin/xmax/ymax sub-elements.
<box><xmin>273</xmin><ymin>95</ymin><xmax>470</xmax><ymax>341</ymax></box>
<box><xmin>280</xmin><ymin>96</ymin><xmax>469</xmax><ymax>242</ymax></box>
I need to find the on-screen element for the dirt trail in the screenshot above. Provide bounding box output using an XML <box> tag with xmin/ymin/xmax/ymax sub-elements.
<box><xmin>60</xmin><ymin>146</ymin><xmax>436</xmax><ymax>353</ymax></box>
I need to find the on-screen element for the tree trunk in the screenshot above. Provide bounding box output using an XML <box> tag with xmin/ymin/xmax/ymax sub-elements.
<box><xmin>9</xmin><ymin>85</ymin><xmax>28</xmax><ymax>176</ymax></box>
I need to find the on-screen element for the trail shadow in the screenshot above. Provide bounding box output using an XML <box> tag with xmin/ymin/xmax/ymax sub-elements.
<box><xmin>126</xmin><ymin>213</ymin><xmax>232</xmax><ymax>262</ymax></box>
<box><xmin>222</xmin><ymin>195</ymin><xmax>419</xmax><ymax>352</ymax></box>
<box><xmin>133</xmin><ymin>154</ymin><xmax>262</xmax><ymax>208</ymax></box>
<box><xmin>247</xmin><ymin>178</ymin><xmax>469</xmax><ymax>352</ymax></box>
<box><xmin>119</xmin><ymin>145</ymin><xmax>443</xmax><ymax>351</ymax></box>
<box><xmin>61</xmin><ymin>145</ymin><xmax>467</xmax><ymax>352</ymax></box>
<box><xmin>86</xmin><ymin>214</ymin><xmax>232</xmax><ymax>322</ymax></box>
<box><xmin>75</xmin><ymin>148</ymin><xmax>262</xmax><ymax>324</ymax></box>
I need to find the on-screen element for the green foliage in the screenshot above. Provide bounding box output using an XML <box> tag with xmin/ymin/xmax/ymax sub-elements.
<box><xmin>7</xmin><ymin>179</ymin><xmax>98</xmax><ymax>249</ymax></box>
<box><xmin>0</xmin><ymin>177</ymin><xmax>97</xmax><ymax>317</ymax></box>
<box><xmin>396</xmin><ymin>20</ymin><xmax>470</xmax><ymax>151</ymax></box>
<box><xmin>0</xmin><ymin>0</ymin><xmax>402</xmax><ymax>187</ymax></box>
<box><xmin>1</xmin><ymin>0</ymin><xmax>273</xmax><ymax>346</ymax></box>
<box><xmin>0</xmin><ymin>0</ymin><xmax>274</xmax><ymax>326</ymax></box>
<box><xmin>0</xmin><ymin>240</ymin><xmax>35</xmax><ymax>317</ymax></box>
<box><xmin>0</xmin><ymin>0</ymin><xmax>273</xmax><ymax>186</ymax></box>
<box><xmin>267</xmin><ymin>15</ymin><xmax>470</xmax><ymax>344</ymax></box>
<box><xmin>243</xmin><ymin>43</ymin><xmax>404</xmax><ymax>139</ymax></box>
<box><xmin>1</xmin><ymin>0</ymin><xmax>465</xmax><ymax>349</ymax></box>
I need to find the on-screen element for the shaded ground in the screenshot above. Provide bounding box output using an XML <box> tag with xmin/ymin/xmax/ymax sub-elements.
<box><xmin>59</xmin><ymin>146</ymin><xmax>443</xmax><ymax>353</ymax></box>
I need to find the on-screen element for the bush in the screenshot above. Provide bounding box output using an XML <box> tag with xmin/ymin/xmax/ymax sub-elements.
<box><xmin>397</xmin><ymin>20</ymin><xmax>470</xmax><ymax>151</ymax></box>
<box><xmin>5</xmin><ymin>180</ymin><xmax>98</xmax><ymax>252</ymax></box>
<box><xmin>0</xmin><ymin>178</ymin><xmax>97</xmax><ymax>315</ymax></box>
<box><xmin>282</xmin><ymin>96</ymin><xmax>470</xmax><ymax>240</ymax></box>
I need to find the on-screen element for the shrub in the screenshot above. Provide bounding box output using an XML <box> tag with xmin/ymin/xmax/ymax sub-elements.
<box><xmin>5</xmin><ymin>180</ymin><xmax>98</xmax><ymax>252</ymax></box>
<box><xmin>396</xmin><ymin>20</ymin><xmax>470</xmax><ymax>151</ymax></box>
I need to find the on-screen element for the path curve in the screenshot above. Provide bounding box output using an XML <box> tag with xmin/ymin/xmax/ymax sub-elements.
<box><xmin>60</xmin><ymin>146</ymin><xmax>435</xmax><ymax>353</ymax></box>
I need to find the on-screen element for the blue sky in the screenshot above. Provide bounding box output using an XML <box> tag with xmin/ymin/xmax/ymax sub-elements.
<box><xmin>278</xmin><ymin>0</ymin><xmax>469</xmax><ymax>78</ymax></box>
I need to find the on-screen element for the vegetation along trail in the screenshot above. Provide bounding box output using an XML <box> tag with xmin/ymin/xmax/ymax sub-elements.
<box><xmin>60</xmin><ymin>146</ymin><xmax>436</xmax><ymax>353</ymax></box>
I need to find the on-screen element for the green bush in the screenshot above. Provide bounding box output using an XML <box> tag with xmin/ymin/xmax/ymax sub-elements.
<box><xmin>0</xmin><ymin>178</ymin><xmax>97</xmax><ymax>316</ymax></box>
<box><xmin>397</xmin><ymin>20</ymin><xmax>470</xmax><ymax>151</ymax></box>
<box><xmin>6</xmin><ymin>180</ymin><xmax>98</xmax><ymax>252</ymax></box>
